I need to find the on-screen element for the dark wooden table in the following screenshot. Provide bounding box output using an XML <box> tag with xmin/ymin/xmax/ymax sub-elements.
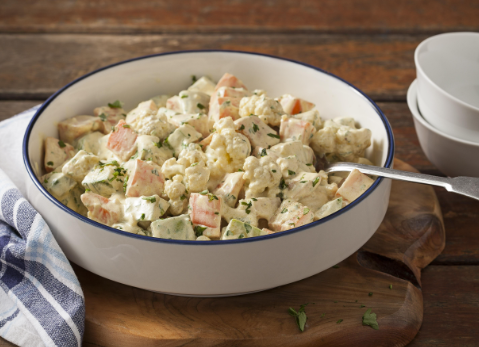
<box><xmin>1</xmin><ymin>1</ymin><xmax>479</xmax><ymax>346</ymax></box>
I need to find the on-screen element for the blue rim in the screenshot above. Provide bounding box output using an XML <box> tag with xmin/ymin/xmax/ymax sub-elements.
<box><xmin>22</xmin><ymin>49</ymin><xmax>395</xmax><ymax>245</ymax></box>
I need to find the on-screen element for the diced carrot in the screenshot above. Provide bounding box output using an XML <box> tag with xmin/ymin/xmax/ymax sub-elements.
<box><xmin>214</xmin><ymin>73</ymin><xmax>248</xmax><ymax>91</ymax></box>
<box><xmin>279</xmin><ymin>95</ymin><xmax>315</xmax><ymax>115</ymax></box>
<box><xmin>106</xmin><ymin>119</ymin><xmax>138</xmax><ymax>161</ymax></box>
<box><xmin>189</xmin><ymin>193</ymin><xmax>222</xmax><ymax>229</ymax></box>
<box><xmin>279</xmin><ymin>118</ymin><xmax>315</xmax><ymax>145</ymax></box>
<box><xmin>126</xmin><ymin>159</ymin><xmax>165</xmax><ymax>197</ymax></box>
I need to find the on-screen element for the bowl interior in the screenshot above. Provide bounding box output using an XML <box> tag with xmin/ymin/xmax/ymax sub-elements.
<box><xmin>416</xmin><ymin>32</ymin><xmax>479</xmax><ymax>110</ymax></box>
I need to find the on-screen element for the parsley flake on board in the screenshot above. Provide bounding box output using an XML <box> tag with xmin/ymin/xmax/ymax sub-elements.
<box><xmin>288</xmin><ymin>303</ymin><xmax>313</xmax><ymax>332</ymax></box>
<box><xmin>362</xmin><ymin>309</ymin><xmax>379</xmax><ymax>330</ymax></box>
<box><xmin>361</xmin><ymin>305</ymin><xmax>366</xmax><ymax>308</ymax></box>
<box><xmin>368</xmin><ymin>292</ymin><xmax>373</xmax><ymax>296</ymax></box>
<box><xmin>142</xmin><ymin>196</ymin><xmax>156</xmax><ymax>203</ymax></box>
<box><xmin>58</xmin><ymin>140</ymin><xmax>66</xmax><ymax>148</ymax></box>
<box><xmin>333</xmin><ymin>265</ymin><xmax>340</xmax><ymax>269</ymax></box>
<box><xmin>267</xmin><ymin>133</ymin><xmax>280</xmax><ymax>139</ymax></box>
<box><xmin>337</xmin><ymin>319</ymin><xmax>343</xmax><ymax>324</ymax></box>
<box><xmin>108</xmin><ymin>100</ymin><xmax>122</xmax><ymax>108</ymax></box>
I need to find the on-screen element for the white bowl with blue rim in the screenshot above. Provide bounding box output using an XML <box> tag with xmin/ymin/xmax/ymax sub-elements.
<box><xmin>23</xmin><ymin>51</ymin><xmax>394</xmax><ymax>296</ymax></box>
<box><xmin>415</xmin><ymin>32</ymin><xmax>479</xmax><ymax>143</ymax></box>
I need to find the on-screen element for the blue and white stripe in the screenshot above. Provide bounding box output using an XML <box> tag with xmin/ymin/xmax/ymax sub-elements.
<box><xmin>0</xmin><ymin>169</ymin><xmax>84</xmax><ymax>347</ymax></box>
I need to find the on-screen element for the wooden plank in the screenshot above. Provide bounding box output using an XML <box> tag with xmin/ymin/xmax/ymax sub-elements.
<box><xmin>0</xmin><ymin>100</ymin><xmax>40</xmax><ymax>122</ymax></box>
<box><xmin>1</xmin><ymin>0</ymin><xmax>479</xmax><ymax>34</ymax></box>
<box><xmin>0</xmin><ymin>34</ymin><xmax>419</xmax><ymax>100</ymax></box>
<box><xmin>409</xmin><ymin>266</ymin><xmax>479</xmax><ymax>347</ymax></box>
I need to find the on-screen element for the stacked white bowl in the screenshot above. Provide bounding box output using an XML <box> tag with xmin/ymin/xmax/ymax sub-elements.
<box><xmin>409</xmin><ymin>32</ymin><xmax>479</xmax><ymax>177</ymax></box>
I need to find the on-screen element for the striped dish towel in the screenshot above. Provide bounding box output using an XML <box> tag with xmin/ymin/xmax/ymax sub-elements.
<box><xmin>0</xmin><ymin>107</ymin><xmax>85</xmax><ymax>347</ymax></box>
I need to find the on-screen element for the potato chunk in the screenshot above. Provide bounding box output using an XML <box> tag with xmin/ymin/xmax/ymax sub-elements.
<box><xmin>44</xmin><ymin>137</ymin><xmax>76</xmax><ymax>173</ymax></box>
<box><xmin>106</xmin><ymin>119</ymin><xmax>138</xmax><ymax>161</ymax></box>
<box><xmin>335</xmin><ymin>169</ymin><xmax>374</xmax><ymax>203</ymax></box>
<box><xmin>62</xmin><ymin>150</ymin><xmax>100</xmax><ymax>183</ymax></box>
<box><xmin>189</xmin><ymin>192</ymin><xmax>222</xmax><ymax>239</ymax></box>
<box><xmin>80</xmin><ymin>192</ymin><xmax>122</xmax><ymax>226</ymax></box>
<box><xmin>151</xmin><ymin>214</ymin><xmax>196</xmax><ymax>240</ymax></box>
<box><xmin>269</xmin><ymin>199</ymin><xmax>314</xmax><ymax>231</ymax></box>
<box><xmin>213</xmin><ymin>172</ymin><xmax>244</xmax><ymax>207</ymax></box>
<box><xmin>58</xmin><ymin>115</ymin><xmax>104</xmax><ymax>145</ymax></box>
<box><xmin>125</xmin><ymin>159</ymin><xmax>165</xmax><ymax>198</ymax></box>
<box><xmin>221</xmin><ymin>219</ymin><xmax>267</xmax><ymax>240</ymax></box>
<box><xmin>123</xmin><ymin>195</ymin><xmax>169</xmax><ymax>222</ymax></box>
<box><xmin>279</xmin><ymin>118</ymin><xmax>315</xmax><ymax>145</ymax></box>
<box><xmin>235</xmin><ymin>115</ymin><xmax>280</xmax><ymax>149</ymax></box>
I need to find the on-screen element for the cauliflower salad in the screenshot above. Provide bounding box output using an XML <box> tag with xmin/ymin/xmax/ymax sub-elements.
<box><xmin>41</xmin><ymin>73</ymin><xmax>375</xmax><ymax>241</ymax></box>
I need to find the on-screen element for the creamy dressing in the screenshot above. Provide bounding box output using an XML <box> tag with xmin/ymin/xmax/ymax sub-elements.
<box><xmin>41</xmin><ymin>73</ymin><xmax>375</xmax><ymax>241</ymax></box>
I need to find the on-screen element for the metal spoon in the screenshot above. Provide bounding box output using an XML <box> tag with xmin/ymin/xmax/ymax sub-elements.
<box><xmin>325</xmin><ymin>162</ymin><xmax>479</xmax><ymax>201</ymax></box>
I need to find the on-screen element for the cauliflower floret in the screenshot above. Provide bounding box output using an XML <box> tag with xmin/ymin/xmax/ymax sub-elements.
<box><xmin>125</xmin><ymin>100</ymin><xmax>158</xmax><ymax>125</ymax></box>
<box><xmin>206</xmin><ymin>117</ymin><xmax>251</xmax><ymax>179</ymax></box>
<box><xmin>243</xmin><ymin>156</ymin><xmax>282</xmax><ymax>198</ymax></box>
<box><xmin>164</xmin><ymin>175</ymin><xmax>187</xmax><ymax>215</ymax></box>
<box><xmin>310</xmin><ymin>117</ymin><xmax>372</xmax><ymax>162</ymax></box>
<box><xmin>161</xmin><ymin>158</ymin><xmax>185</xmax><ymax>179</ymax></box>
<box><xmin>177</xmin><ymin>143</ymin><xmax>207</xmax><ymax>167</ymax></box>
<box><xmin>184</xmin><ymin>161</ymin><xmax>210</xmax><ymax>193</ymax></box>
<box><xmin>239</xmin><ymin>95</ymin><xmax>286</xmax><ymax>127</ymax></box>
<box><xmin>177</xmin><ymin>144</ymin><xmax>210</xmax><ymax>192</ymax></box>
<box><xmin>130</xmin><ymin>108</ymin><xmax>176</xmax><ymax>139</ymax></box>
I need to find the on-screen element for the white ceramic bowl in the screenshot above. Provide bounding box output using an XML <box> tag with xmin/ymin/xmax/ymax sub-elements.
<box><xmin>415</xmin><ymin>32</ymin><xmax>479</xmax><ymax>143</ymax></box>
<box><xmin>23</xmin><ymin>51</ymin><xmax>394</xmax><ymax>296</ymax></box>
<box><xmin>408</xmin><ymin>79</ymin><xmax>479</xmax><ymax>177</ymax></box>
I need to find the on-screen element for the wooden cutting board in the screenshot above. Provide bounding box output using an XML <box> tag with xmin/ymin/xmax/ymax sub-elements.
<box><xmin>76</xmin><ymin>159</ymin><xmax>445</xmax><ymax>347</ymax></box>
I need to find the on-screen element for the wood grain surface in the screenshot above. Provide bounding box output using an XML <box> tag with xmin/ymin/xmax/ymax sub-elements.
<box><xmin>68</xmin><ymin>159</ymin><xmax>442</xmax><ymax>347</ymax></box>
<box><xmin>0</xmin><ymin>34</ymin><xmax>419</xmax><ymax>100</ymax></box>
<box><xmin>1</xmin><ymin>0</ymin><xmax>479</xmax><ymax>34</ymax></box>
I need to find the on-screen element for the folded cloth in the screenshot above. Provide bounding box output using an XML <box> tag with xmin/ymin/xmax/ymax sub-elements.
<box><xmin>0</xmin><ymin>107</ymin><xmax>85</xmax><ymax>347</ymax></box>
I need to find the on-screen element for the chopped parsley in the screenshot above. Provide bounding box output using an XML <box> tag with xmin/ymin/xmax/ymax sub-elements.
<box><xmin>333</xmin><ymin>265</ymin><xmax>340</xmax><ymax>269</ymax></box>
<box><xmin>123</xmin><ymin>175</ymin><xmax>129</xmax><ymax>192</ymax></box>
<box><xmin>122</xmin><ymin>124</ymin><xmax>130</xmax><ymax>128</ymax></box>
<box><xmin>306</xmin><ymin>163</ymin><xmax>313</xmax><ymax>166</ymax></box>
<box><xmin>288</xmin><ymin>303</ymin><xmax>312</xmax><ymax>332</ymax></box>
<box><xmin>239</xmin><ymin>124</ymin><xmax>245</xmax><ymax>131</ymax></box>
<box><xmin>85</xmin><ymin>188</ymin><xmax>91</xmax><ymax>192</ymax></box>
<box><xmin>197</xmin><ymin>103</ymin><xmax>205</xmax><ymax>110</ymax></box>
<box><xmin>194</xmin><ymin>225</ymin><xmax>207</xmax><ymax>237</ymax></box>
<box><xmin>98</xmin><ymin>113</ymin><xmax>107</xmax><ymax>122</ymax></box>
<box><xmin>47</xmin><ymin>161</ymin><xmax>54</xmax><ymax>166</ymax></box>
<box><xmin>312</xmin><ymin>177</ymin><xmax>320</xmax><ymax>187</ymax></box>
<box><xmin>214</xmin><ymin>212</ymin><xmax>219</xmax><ymax>215</ymax></box>
<box><xmin>362</xmin><ymin>309</ymin><xmax>379</xmax><ymax>330</ymax></box>
<box><xmin>288</xmin><ymin>170</ymin><xmax>296</xmax><ymax>176</ymax></box>
<box><xmin>140</xmin><ymin>213</ymin><xmax>145</xmax><ymax>221</ymax></box>
<box><xmin>190</xmin><ymin>162</ymin><xmax>199</xmax><ymax>167</ymax></box>
<box><xmin>199</xmin><ymin>190</ymin><xmax>208</xmax><ymax>195</ymax></box>
<box><xmin>251</xmin><ymin>198</ymin><xmax>257</xmax><ymax>201</ymax></box>
<box><xmin>180</xmin><ymin>194</ymin><xmax>187</xmax><ymax>200</ymax></box>
<box><xmin>208</xmin><ymin>193</ymin><xmax>219</xmax><ymax>202</ymax></box>
<box><xmin>191</xmin><ymin>75</ymin><xmax>197</xmax><ymax>83</ymax></box>
<box><xmin>281</xmin><ymin>208</ymin><xmax>288</xmax><ymax>214</ymax></box>
<box><xmin>181</xmin><ymin>95</ymin><xmax>188</xmax><ymax>98</ymax></box>
<box><xmin>260</xmin><ymin>148</ymin><xmax>268</xmax><ymax>157</ymax></box>
<box><xmin>279</xmin><ymin>178</ymin><xmax>287</xmax><ymax>190</ymax></box>
<box><xmin>267</xmin><ymin>133</ymin><xmax>280</xmax><ymax>139</ymax></box>
<box><xmin>108</xmin><ymin>100</ymin><xmax>122</xmax><ymax>108</ymax></box>
<box><xmin>272</xmin><ymin>169</ymin><xmax>276</xmax><ymax>173</ymax></box>
<box><xmin>241</xmin><ymin>201</ymin><xmax>252</xmax><ymax>214</ymax></box>
<box><xmin>142</xmin><ymin>196</ymin><xmax>157</xmax><ymax>203</ymax></box>
<box><xmin>303</xmin><ymin>208</ymin><xmax>310</xmax><ymax>215</ymax></box>
<box><xmin>58</xmin><ymin>140</ymin><xmax>66</xmax><ymax>148</ymax></box>
<box><xmin>43</xmin><ymin>178</ymin><xmax>48</xmax><ymax>184</ymax></box>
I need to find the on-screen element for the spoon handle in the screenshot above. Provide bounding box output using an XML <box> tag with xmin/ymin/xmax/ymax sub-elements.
<box><xmin>326</xmin><ymin>162</ymin><xmax>479</xmax><ymax>201</ymax></box>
